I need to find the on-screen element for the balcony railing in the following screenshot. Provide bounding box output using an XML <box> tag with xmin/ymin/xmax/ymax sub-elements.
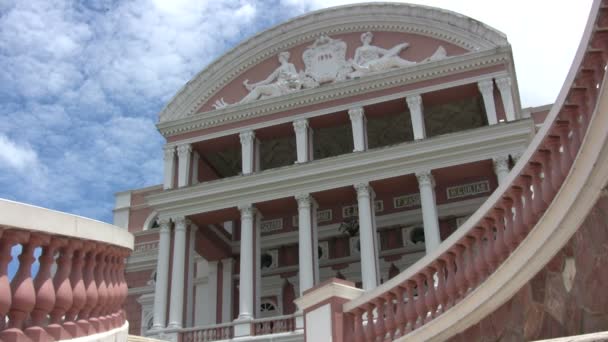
<box><xmin>341</xmin><ymin>0</ymin><xmax>608</xmax><ymax>341</ymax></box>
<box><xmin>0</xmin><ymin>199</ymin><xmax>134</xmax><ymax>341</ymax></box>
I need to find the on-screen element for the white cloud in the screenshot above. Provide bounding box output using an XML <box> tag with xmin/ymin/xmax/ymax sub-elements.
<box><xmin>0</xmin><ymin>134</ymin><xmax>40</xmax><ymax>172</ymax></box>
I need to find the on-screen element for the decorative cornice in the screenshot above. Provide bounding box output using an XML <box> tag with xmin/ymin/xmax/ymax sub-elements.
<box><xmin>158</xmin><ymin>48</ymin><xmax>512</xmax><ymax>138</ymax></box>
<box><xmin>158</xmin><ymin>3</ymin><xmax>508</xmax><ymax>124</ymax></box>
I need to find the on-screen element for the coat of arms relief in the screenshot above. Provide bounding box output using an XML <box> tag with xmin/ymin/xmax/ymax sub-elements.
<box><xmin>213</xmin><ymin>32</ymin><xmax>447</xmax><ymax>109</ymax></box>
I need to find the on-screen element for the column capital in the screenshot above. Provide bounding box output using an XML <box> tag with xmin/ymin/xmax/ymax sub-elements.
<box><xmin>495</xmin><ymin>76</ymin><xmax>512</xmax><ymax>89</ymax></box>
<box><xmin>493</xmin><ymin>155</ymin><xmax>510</xmax><ymax>172</ymax></box>
<box><xmin>238</xmin><ymin>204</ymin><xmax>256</xmax><ymax>219</ymax></box>
<box><xmin>406</xmin><ymin>94</ymin><xmax>423</xmax><ymax>108</ymax></box>
<box><xmin>172</xmin><ymin>216</ymin><xmax>191</xmax><ymax>230</ymax></box>
<box><xmin>295</xmin><ymin>193</ymin><xmax>312</xmax><ymax>208</ymax></box>
<box><xmin>348</xmin><ymin>107</ymin><xmax>364</xmax><ymax>121</ymax></box>
<box><xmin>416</xmin><ymin>170</ymin><xmax>435</xmax><ymax>188</ymax></box>
<box><xmin>163</xmin><ymin>145</ymin><xmax>175</xmax><ymax>160</ymax></box>
<box><xmin>354</xmin><ymin>183</ymin><xmax>372</xmax><ymax>198</ymax></box>
<box><xmin>293</xmin><ymin>119</ymin><xmax>309</xmax><ymax>133</ymax></box>
<box><xmin>176</xmin><ymin>144</ymin><xmax>192</xmax><ymax>157</ymax></box>
<box><xmin>477</xmin><ymin>79</ymin><xmax>494</xmax><ymax>94</ymax></box>
<box><xmin>239</xmin><ymin>130</ymin><xmax>256</xmax><ymax>145</ymax></box>
<box><xmin>158</xmin><ymin>217</ymin><xmax>172</xmax><ymax>232</ymax></box>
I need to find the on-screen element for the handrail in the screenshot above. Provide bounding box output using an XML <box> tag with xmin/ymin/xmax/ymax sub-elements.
<box><xmin>0</xmin><ymin>199</ymin><xmax>134</xmax><ymax>341</ymax></box>
<box><xmin>252</xmin><ymin>313</ymin><xmax>301</xmax><ymax>336</ymax></box>
<box><xmin>342</xmin><ymin>0</ymin><xmax>608</xmax><ymax>341</ymax></box>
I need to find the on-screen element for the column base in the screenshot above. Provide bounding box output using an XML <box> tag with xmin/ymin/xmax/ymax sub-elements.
<box><xmin>233</xmin><ymin>316</ymin><xmax>253</xmax><ymax>337</ymax></box>
<box><xmin>166</xmin><ymin>322</ymin><xmax>182</xmax><ymax>329</ymax></box>
<box><xmin>24</xmin><ymin>326</ymin><xmax>54</xmax><ymax>342</ymax></box>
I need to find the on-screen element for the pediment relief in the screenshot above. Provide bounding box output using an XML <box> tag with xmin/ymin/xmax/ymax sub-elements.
<box><xmin>207</xmin><ymin>31</ymin><xmax>462</xmax><ymax>111</ymax></box>
<box><xmin>158</xmin><ymin>3</ymin><xmax>508</xmax><ymax>124</ymax></box>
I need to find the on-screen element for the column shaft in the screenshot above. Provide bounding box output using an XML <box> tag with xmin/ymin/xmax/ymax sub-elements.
<box><xmin>237</xmin><ymin>205</ymin><xmax>255</xmax><ymax>320</ymax></box>
<box><xmin>296</xmin><ymin>194</ymin><xmax>315</xmax><ymax>295</ymax></box>
<box><xmin>493</xmin><ymin>155</ymin><xmax>510</xmax><ymax>185</ymax></box>
<box><xmin>152</xmin><ymin>219</ymin><xmax>171</xmax><ymax>330</ymax></box>
<box><xmin>177</xmin><ymin>144</ymin><xmax>192</xmax><ymax>188</ymax></box>
<box><xmin>221</xmin><ymin>258</ymin><xmax>233</xmax><ymax>323</ymax></box>
<box><xmin>240</xmin><ymin>131</ymin><xmax>256</xmax><ymax>175</ymax></box>
<box><xmin>293</xmin><ymin>119</ymin><xmax>311</xmax><ymax>163</ymax></box>
<box><xmin>478</xmin><ymin>79</ymin><xmax>498</xmax><ymax>125</ymax></box>
<box><xmin>496</xmin><ymin>77</ymin><xmax>516</xmax><ymax>121</ymax></box>
<box><xmin>348</xmin><ymin>108</ymin><xmax>367</xmax><ymax>152</ymax></box>
<box><xmin>416</xmin><ymin>171</ymin><xmax>441</xmax><ymax>253</ymax></box>
<box><xmin>355</xmin><ymin>183</ymin><xmax>379</xmax><ymax>290</ymax></box>
<box><xmin>406</xmin><ymin>95</ymin><xmax>426</xmax><ymax>140</ymax></box>
<box><xmin>163</xmin><ymin>146</ymin><xmax>176</xmax><ymax>190</ymax></box>
<box><xmin>167</xmin><ymin>217</ymin><xmax>188</xmax><ymax>328</ymax></box>
<box><xmin>191</xmin><ymin>152</ymin><xmax>200</xmax><ymax>185</ymax></box>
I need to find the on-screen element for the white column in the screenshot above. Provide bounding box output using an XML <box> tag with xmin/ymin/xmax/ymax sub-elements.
<box><xmin>416</xmin><ymin>171</ymin><xmax>441</xmax><ymax>253</ymax></box>
<box><xmin>163</xmin><ymin>146</ymin><xmax>176</xmax><ymax>190</ymax></box>
<box><xmin>493</xmin><ymin>155</ymin><xmax>510</xmax><ymax>185</ymax></box>
<box><xmin>406</xmin><ymin>94</ymin><xmax>426</xmax><ymax>140</ymax></box>
<box><xmin>237</xmin><ymin>204</ymin><xmax>255</xmax><ymax>321</ymax></box>
<box><xmin>496</xmin><ymin>76</ymin><xmax>516</xmax><ymax>122</ymax></box>
<box><xmin>478</xmin><ymin>79</ymin><xmax>498</xmax><ymax>125</ymax></box>
<box><xmin>348</xmin><ymin>107</ymin><xmax>367</xmax><ymax>152</ymax></box>
<box><xmin>177</xmin><ymin>144</ymin><xmax>192</xmax><ymax>188</ymax></box>
<box><xmin>207</xmin><ymin>261</ymin><xmax>219</xmax><ymax>324</ymax></box>
<box><xmin>240</xmin><ymin>131</ymin><xmax>256</xmax><ymax>175</ymax></box>
<box><xmin>186</xmin><ymin>227</ymin><xmax>196</xmax><ymax>327</ymax></box>
<box><xmin>354</xmin><ymin>183</ymin><xmax>379</xmax><ymax>290</ymax></box>
<box><xmin>151</xmin><ymin>218</ymin><xmax>171</xmax><ymax>330</ymax></box>
<box><xmin>191</xmin><ymin>152</ymin><xmax>200</xmax><ymax>185</ymax></box>
<box><xmin>293</xmin><ymin>119</ymin><xmax>311</xmax><ymax>163</ymax></box>
<box><xmin>167</xmin><ymin>217</ymin><xmax>188</xmax><ymax>328</ymax></box>
<box><xmin>295</xmin><ymin>194</ymin><xmax>316</xmax><ymax>295</ymax></box>
<box><xmin>221</xmin><ymin>258</ymin><xmax>234</xmax><ymax>323</ymax></box>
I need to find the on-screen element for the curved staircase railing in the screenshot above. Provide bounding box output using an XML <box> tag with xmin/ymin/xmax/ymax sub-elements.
<box><xmin>0</xmin><ymin>199</ymin><xmax>133</xmax><ymax>341</ymax></box>
<box><xmin>342</xmin><ymin>0</ymin><xmax>608</xmax><ymax>340</ymax></box>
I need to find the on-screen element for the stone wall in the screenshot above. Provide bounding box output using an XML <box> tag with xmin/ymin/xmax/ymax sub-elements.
<box><xmin>449</xmin><ymin>190</ymin><xmax>608</xmax><ymax>341</ymax></box>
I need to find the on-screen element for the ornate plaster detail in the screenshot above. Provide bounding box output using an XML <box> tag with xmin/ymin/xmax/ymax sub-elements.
<box><xmin>562</xmin><ymin>257</ymin><xmax>575</xmax><ymax>293</ymax></box>
<box><xmin>493</xmin><ymin>155</ymin><xmax>510</xmax><ymax>173</ymax></box>
<box><xmin>157</xmin><ymin>218</ymin><xmax>171</xmax><ymax>232</ymax></box>
<box><xmin>176</xmin><ymin>144</ymin><xmax>192</xmax><ymax>157</ymax></box>
<box><xmin>348</xmin><ymin>107</ymin><xmax>365</xmax><ymax>121</ymax></box>
<box><xmin>416</xmin><ymin>170</ymin><xmax>435</xmax><ymax>188</ymax></box>
<box><xmin>495</xmin><ymin>76</ymin><xmax>512</xmax><ymax>89</ymax></box>
<box><xmin>295</xmin><ymin>193</ymin><xmax>312</xmax><ymax>208</ymax></box>
<box><xmin>162</xmin><ymin>146</ymin><xmax>175</xmax><ymax>161</ymax></box>
<box><xmin>158</xmin><ymin>3</ymin><xmax>508</xmax><ymax>123</ymax></box>
<box><xmin>406</xmin><ymin>94</ymin><xmax>423</xmax><ymax>109</ymax></box>
<box><xmin>171</xmin><ymin>216</ymin><xmax>191</xmax><ymax>231</ymax></box>
<box><xmin>238</xmin><ymin>204</ymin><xmax>256</xmax><ymax>219</ymax></box>
<box><xmin>477</xmin><ymin>79</ymin><xmax>494</xmax><ymax>94</ymax></box>
<box><xmin>239</xmin><ymin>130</ymin><xmax>256</xmax><ymax>145</ymax></box>
<box><xmin>292</xmin><ymin>119</ymin><xmax>309</xmax><ymax>133</ymax></box>
<box><xmin>355</xmin><ymin>183</ymin><xmax>371</xmax><ymax>198</ymax></box>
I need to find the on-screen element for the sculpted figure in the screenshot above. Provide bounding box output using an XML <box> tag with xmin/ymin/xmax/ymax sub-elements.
<box><xmin>349</xmin><ymin>32</ymin><xmax>416</xmax><ymax>78</ymax></box>
<box><xmin>240</xmin><ymin>51</ymin><xmax>302</xmax><ymax>104</ymax></box>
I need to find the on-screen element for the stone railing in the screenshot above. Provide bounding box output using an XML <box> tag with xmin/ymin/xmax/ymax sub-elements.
<box><xmin>338</xmin><ymin>0</ymin><xmax>608</xmax><ymax>341</ymax></box>
<box><xmin>252</xmin><ymin>313</ymin><xmax>300</xmax><ymax>336</ymax></box>
<box><xmin>0</xmin><ymin>199</ymin><xmax>134</xmax><ymax>341</ymax></box>
<box><xmin>178</xmin><ymin>321</ymin><xmax>234</xmax><ymax>342</ymax></box>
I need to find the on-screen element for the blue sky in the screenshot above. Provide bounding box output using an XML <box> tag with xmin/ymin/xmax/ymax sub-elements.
<box><xmin>0</xmin><ymin>0</ymin><xmax>593</xmax><ymax>224</ymax></box>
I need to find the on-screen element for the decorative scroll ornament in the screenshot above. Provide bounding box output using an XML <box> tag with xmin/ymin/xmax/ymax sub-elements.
<box><xmin>213</xmin><ymin>32</ymin><xmax>447</xmax><ymax>109</ymax></box>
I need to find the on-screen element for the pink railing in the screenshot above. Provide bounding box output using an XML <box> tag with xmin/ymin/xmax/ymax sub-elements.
<box><xmin>343</xmin><ymin>1</ymin><xmax>608</xmax><ymax>341</ymax></box>
<box><xmin>0</xmin><ymin>208</ymin><xmax>133</xmax><ymax>341</ymax></box>
<box><xmin>252</xmin><ymin>314</ymin><xmax>298</xmax><ymax>336</ymax></box>
<box><xmin>180</xmin><ymin>322</ymin><xmax>234</xmax><ymax>342</ymax></box>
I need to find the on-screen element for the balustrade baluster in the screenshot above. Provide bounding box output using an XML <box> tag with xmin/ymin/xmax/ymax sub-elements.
<box><xmin>64</xmin><ymin>241</ymin><xmax>86</xmax><ymax>337</ymax></box>
<box><xmin>463</xmin><ymin>237</ymin><xmax>478</xmax><ymax>289</ymax></box>
<box><xmin>538</xmin><ymin>150</ymin><xmax>556</xmax><ymax>203</ymax></box>
<box><xmin>105</xmin><ymin>253</ymin><xmax>118</xmax><ymax>329</ymax></box>
<box><xmin>404</xmin><ymin>281</ymin><xmax>417</xmax><ymax>332</ymax></box>
<box><xmin>78</xmin><ymin>244</ymin><xmax>99</xmax><ymax>334</ymax></box>
<box><xmin>0</xmin><ymin>230</ymin><xmax>17</xmax><ymax>331</ymax></box>
<box><xmin>492</xmin><ymin>208</ymin><xmax>510</xmax><ymax>261</ymax></box>
<box><xmin>1</xmin><ymin>232</ymin><xmax>42</xmax><ymax>341</ymax></box>
<box><xmin>529</xmin><ymin>162</ymin><xmax>547</xmax><ymax>217</ymax></box>
<box><xmin>413</xmin><ymin>275</ymin><xmax>427</xmax><ymax>328</ymax></box>
<box><xmin>25</xmin><ymin>235</ymin><xmax>59</xmax><ymax>342</ymax></box>
<box><xmin>365</xmin><ymin>305</ymin><xmax>375</xmax><ymax>341</ymax></box>
<box><xmin>482</xmin><ymin>219</ymin><xmax>498</xmax><ymax>271</ymax></box>
<box><xmin>353</xmin><ymin>309</ymin><xmax>365</xmax><ymax>342</ymax></box>
<box><xmin>564</xmin><ymin>106</ymin><xmax>583</xmax><ymax>158</ymax></box>
<box><xmin>443</xmin><ymin>253</ymin><xmax>458</xmax><ymax>309</ymax></box>
<box><xmin>422</xmin><ymin>268</ymin><xmax>437</xmax><ymax>321</ymax></box>
<box><xmin>118</xmin><ymin>250</ymin><xmax>128</xmax><ymax>326</ymax></box>
<box><xmin>374</xmin><ymin>298</ymin><xmax>386</xmax><ymax>340</ymax></box>
<box><xmin>472</xmin><ymin>231</ymin><xmax>488</xmax><ymax>281</ymax></box>
<box><xmin>520</xmin><ymin>176</ymin><xmax>535</xmax><ymax>232</ymax></box>
<box><xmin>433</xmin><ymin>260</ymin><xmax>447</xmax><ymax>313</ymax></box>
<box><xmin>453</xmin><ymin>245</ymin><xmax>468</xmax><ymax>297</ymax></box>
<box><xmin>90</xmin><ymin>248</ymin><xmax>108</xmax><ymax>332</ymax></box>
<box><xmin>47</xmin><ymin>238</ymin><xmax>74</xmax><ymax>340</ymax></box>
<box><xmin>384</xmin><ymin>292</ymin><xmax>396</xmax><ymax>339</ymax></box>
<box><xmin>392</xmin><ymin>288</ymin><xmax>406</xmax><ymax>337</ymax></box>
<box><xmin>556</xmin><ymin>120</ymin><xmax>574</xmax><ymax>176</ymax></box>
<box><xmin>510</xmin><ymin>187</ymin><xmax>526</xmax><ymax>242</ymax></box>
<box><xmin>546</xmin><ymin>135</ymin><xmax>564</xmax><ymax>191</ymax></box>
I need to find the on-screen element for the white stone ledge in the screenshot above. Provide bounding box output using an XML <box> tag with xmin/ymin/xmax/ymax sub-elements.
<box><xmin>0</xmin><ymin>198</ymin><xmax>134</xmax><ymax>250</ymax></box>
<box><xmin>60</xmin><ymin>321</ymin><xmax>129</xmax><ymax>342</ymax></box>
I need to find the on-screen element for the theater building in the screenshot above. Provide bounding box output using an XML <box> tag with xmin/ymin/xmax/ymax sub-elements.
<box><xmin>115</xmin><ymin>3</ymin><xmax>555</xmax><ymax>340</ymax></box>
